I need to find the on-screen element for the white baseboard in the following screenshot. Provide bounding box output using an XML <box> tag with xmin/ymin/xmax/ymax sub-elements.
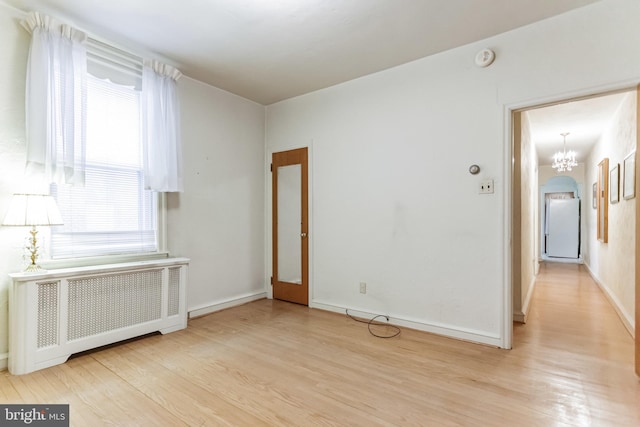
<box><xmin>0</xmin><ymin>353</ymin><xmax>7</xmax><ymax>371</ymax></box>
<box><xmin>311</xmin><ymin>301</ymin><xmax>504</xmax><ymax>348</ymax></box>
<box><xmin>584</xmin><ymin>264</ymin><xmax>635</xmax><ymax>337</ymax></box>
<box><xmin>188</xmin><ymin>292</ymin><xmax>267</xmax><ymax>319</ymax></box>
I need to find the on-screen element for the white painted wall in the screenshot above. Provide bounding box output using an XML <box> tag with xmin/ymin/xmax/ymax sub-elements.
<box><xmin>265</xmin><ymin>0</ymin><xmax>640</xmax><ymax>347</ymax></box>
<box><xmin>0</xmin><ymin>3</ymin><xmax>33</xmax><ymax>369</ymax></box>
<box><xmin>585</xmin><ymin>91</ymin><xmax>636</xmax><ymax>331</ymax></box>
<box><xmin>0</xmin><ymin>3</ymin><xmax>266</xmax><ymax>368</ymax></box>
<box><xmin>168</xmin><ymin>76</ymin><xmax>265</xmax><ymax>316</ymax></box>
<box><xmin>539</xmin><ymin>164</ymin><xmax>586</xmax><ymax>188</ymax></box>
<box><xmin>516</xmin><ymin>112</ymin><xmax>538</xmax><ymax>322</ymax></box>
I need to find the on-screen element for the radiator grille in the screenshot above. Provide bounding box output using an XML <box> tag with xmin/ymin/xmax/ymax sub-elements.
<box><xmin>37</xmin><ymin>282</ymin><xmax>59</xmax><ymax>348</ymax></box>
<box><xmin>168</xmin><ymin>267</ymin><xmax>180</xmax><ymax>316</ymax></box>
<box><xmin>67</xmin><ymin>269</ymin><xmax>163</xmax><ymax>341</ymax></box>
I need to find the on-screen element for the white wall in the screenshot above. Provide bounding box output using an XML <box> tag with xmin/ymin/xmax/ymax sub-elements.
<box><xmin>585</xmin><ymin>91</ymin><xmax>636</xmax><ymax>331</ymax></box>
<box><xmin>168</xmin><ymin>77</ymin><xmax>265</xmax><ymax>316</ymax></box>
<box><xmin>515</xmin><ymin>112</ymin><xmax>538</xmax><ymax>323</ymax></box>
<box><xmin>265</xmin><ymin>0</ymin><xmax>640</xmax><ymax>347</ymax></box>
<box><xmin>0</xmin><ymin>3</ymin><xmax>266</xmax><ymax>369</ymax></box>
<box><xmin>539</xmin><ymin>164</ymin><xmax>586</xmax><ymax>188</ymax></box>
<box><xmin>0</xmin><ymin>3</ymin><xmax>33</xmax><ymax>369</ymax></box>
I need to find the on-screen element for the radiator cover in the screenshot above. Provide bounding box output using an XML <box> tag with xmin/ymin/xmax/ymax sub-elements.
<box><xmin>9</xmin><ymin>258</ymin><xmax>189</xmax><ymax>375</ymax></box>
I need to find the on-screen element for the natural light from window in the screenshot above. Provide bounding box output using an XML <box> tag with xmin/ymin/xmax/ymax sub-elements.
<box><xmin>50</xmin><ymin>74</ymin><xmax>157</xmax><ymax>259</ymax></box>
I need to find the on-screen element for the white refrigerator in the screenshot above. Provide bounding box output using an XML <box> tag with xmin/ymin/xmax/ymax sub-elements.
<box><xmin>546</xmin><ymin>198</ymin><xmax>580</xmax><ymax>259</ymax></box>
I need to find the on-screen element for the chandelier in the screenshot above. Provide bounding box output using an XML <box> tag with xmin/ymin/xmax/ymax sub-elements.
<box><xmin>552</xmin><ymin>132</ymin><xmax>577</xmax><ymax>172</ymax></box>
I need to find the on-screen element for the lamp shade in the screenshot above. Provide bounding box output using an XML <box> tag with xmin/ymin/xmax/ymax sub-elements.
<box><xmin>2</xmin><ymin>194</ymin><xmax>63</xmax><ymax>226</ymax></box>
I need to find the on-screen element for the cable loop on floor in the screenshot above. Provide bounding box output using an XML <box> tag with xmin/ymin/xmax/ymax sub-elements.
<box><xmin>346</xmin><ymin>309</ymin><xmax>401</xmax><ymax>338</ymax></box>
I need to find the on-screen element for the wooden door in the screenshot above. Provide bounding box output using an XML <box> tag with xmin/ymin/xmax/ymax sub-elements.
<box><xmin>272</xmin><ymin>147</ymin><xmax>308</xmax><ymax>305</ymax></box>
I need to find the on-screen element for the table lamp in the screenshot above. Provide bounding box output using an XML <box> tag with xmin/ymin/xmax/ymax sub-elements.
<box><xmin>2</xmin><ymin>194</ymin><xmax>64</xmax><ymax>272</ymax></box>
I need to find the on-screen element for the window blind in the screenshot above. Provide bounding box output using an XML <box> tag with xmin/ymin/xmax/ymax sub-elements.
<box><xmin>86</xmin><ymin>38</ymin><xmax>143</xmax><ymax>89</ymax></box>
<box><xmin>50</xmin><ymin>71</ymin><xmax>157</xmax><ymax>258</ymax></box>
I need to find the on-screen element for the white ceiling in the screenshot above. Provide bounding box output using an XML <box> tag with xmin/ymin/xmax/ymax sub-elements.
<box><xmin>3</xmin><ymin>0</ymin><xmax>600</xmax><ymax>105</ymax></box>
<box><xmin>527</xmin><ymin>92</ymin><xmax>629</xmax><ymax>167</ymax></box>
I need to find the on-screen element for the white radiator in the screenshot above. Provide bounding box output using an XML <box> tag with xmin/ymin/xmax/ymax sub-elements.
<box><xmin>8</xmin><ymin>258</ymin><xmax>189</xmax><ymax>375</ymax></box>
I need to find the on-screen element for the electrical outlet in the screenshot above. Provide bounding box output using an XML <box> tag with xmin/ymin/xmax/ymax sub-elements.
<box><xmin>359</xmin><ymin>282</ymin><xmax>367</xmax><ymax>294</ymax></box>
<box><xmin>479</xmin><ymin>179</ymin><xmax>494</xmax><ymax>194</ymax></box>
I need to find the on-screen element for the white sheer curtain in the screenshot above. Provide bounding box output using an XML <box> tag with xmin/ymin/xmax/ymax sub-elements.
<box><xmin>22</xmin><ymin>12</ymin><xmax>87</xmax><ymax>186</ymax></box>
<box><xmin>142</xmin><ymin>60</ymin><xmax>183</xmax><ymax>192</ymax></box>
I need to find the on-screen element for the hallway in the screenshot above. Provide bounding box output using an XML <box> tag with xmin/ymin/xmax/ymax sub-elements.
<box><xmin>513</xmin><ymin>261</ymin><xmax>638</xmax><ymax>425</ymax></box>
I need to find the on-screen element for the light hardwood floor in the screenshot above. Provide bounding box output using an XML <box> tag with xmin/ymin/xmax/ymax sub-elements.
<box><xmin>1</xmin><ymin>262</ymin><xmax>638</xmax><ymax>426</ymax></box>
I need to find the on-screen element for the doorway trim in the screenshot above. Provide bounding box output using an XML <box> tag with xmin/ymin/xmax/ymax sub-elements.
<box><xmin>505</xmin><ymin>79</ymin><xmax>639</xmax><ymax>353</ymax></box>
<box><xmin>539</xmin><ymin>177</ymin><xmax>581</xmax><ymax>262</ymax></box>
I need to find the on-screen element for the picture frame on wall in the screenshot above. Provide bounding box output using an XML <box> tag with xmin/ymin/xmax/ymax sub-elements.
<box><xmin>610</xmin><ymin>164</ymin><xmax>619</xmax><ymax>204</ymax></box>
<box><xmin>592</xmin><ymin>182</ymin><xmax>597</xmax><ymax>209</ymax></box>
<box><xmin>623</xmin><ymin>151</ymin><xmax>635</xmax><ymax>200</ymax></box>
<box><xmin>598</xmin><ymin>158</ymin><xmax>609</xmax><ymax>242</ymax></box>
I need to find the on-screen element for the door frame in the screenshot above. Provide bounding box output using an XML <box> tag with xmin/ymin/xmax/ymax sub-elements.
<box><xmin>506</xmin><ymin>80</ymin><xmax>639</xmax><ymax>374</ymax></box>
<box><xmin>539</xmin><ymin>178</ymin><xmax>580</xmax><ymax>261</ymax></box>
<box><xmin>266</xmin><ymin>144</ymin><xmax>313</xmax><ymax>304</ymax></box>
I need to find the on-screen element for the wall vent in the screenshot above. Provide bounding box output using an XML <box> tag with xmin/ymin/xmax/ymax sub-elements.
<box><xmin>37</xmin><ymin>282</ymin><xmax>59</xmax><ymax>349</ymax></box>
<box><xmin>67</xmin><ymin>270</ymin><xmax>163</xmax><ymax>341</ymax></box>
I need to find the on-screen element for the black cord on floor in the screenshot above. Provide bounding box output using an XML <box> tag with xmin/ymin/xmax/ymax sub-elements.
<box><xmin>346</xmin><ymin>309</ymin><xmax>401</xmax><ymax>338</ymax></box>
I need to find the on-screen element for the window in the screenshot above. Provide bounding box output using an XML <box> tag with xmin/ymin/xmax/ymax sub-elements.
<box><xmin>50</xmin><ymin>73</ymin><xmax>158</xmax><ymax>258</ymax></box>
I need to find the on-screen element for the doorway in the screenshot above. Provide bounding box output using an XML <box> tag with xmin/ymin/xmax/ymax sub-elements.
<box><xmin>272</xmin><ymin>147</ymin><xmax>309</xmax><ymax>305</ymax></box>
<box><xmin>540</xmin><ymin>177</ymin><xmax>581</xmax><ymax>261</ymax></box>
<box><xmin>511</xmin><ymin>86</ymin><xmax>638</xmax><ymax>375</ymax></box>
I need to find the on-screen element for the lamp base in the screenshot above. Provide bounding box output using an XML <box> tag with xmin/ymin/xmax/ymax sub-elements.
<box><xmin>23</xmin><ymin>263</ymin><xmax>45</xmax><ymax>273</ymax></box>
<box><xmin>23</xmin><ymin>226</ymin><xmax>45</xmax><ymax>273</ymax></box>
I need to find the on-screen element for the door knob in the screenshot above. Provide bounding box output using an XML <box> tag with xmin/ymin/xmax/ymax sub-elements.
<box><xmin>301</xmin><ymin>232</ymin><xmax>307</xmax><ymax>238</ymax></box>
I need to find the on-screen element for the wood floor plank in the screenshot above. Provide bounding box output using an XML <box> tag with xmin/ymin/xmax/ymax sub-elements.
<box><xmin>0</xmin><ymin>262</ymin><xmax>638</xmax><ymax>426</ymax></box>
<box><xmin>93</xmin><ymin>346</ymin><xmax>272</xmax><ymax>426</ymax></box>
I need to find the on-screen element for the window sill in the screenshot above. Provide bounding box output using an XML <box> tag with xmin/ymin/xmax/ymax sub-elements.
<box><xmin>39</xmin><ymin>252</ymin><xmax>171</xmax><ymax>270</ymax></box>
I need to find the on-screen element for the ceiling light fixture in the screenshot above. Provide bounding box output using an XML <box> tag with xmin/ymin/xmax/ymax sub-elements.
<box><xmin>552</xmin><ymin>132</ymin><xmax>577</xmax><ymax>173</ymax></box>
